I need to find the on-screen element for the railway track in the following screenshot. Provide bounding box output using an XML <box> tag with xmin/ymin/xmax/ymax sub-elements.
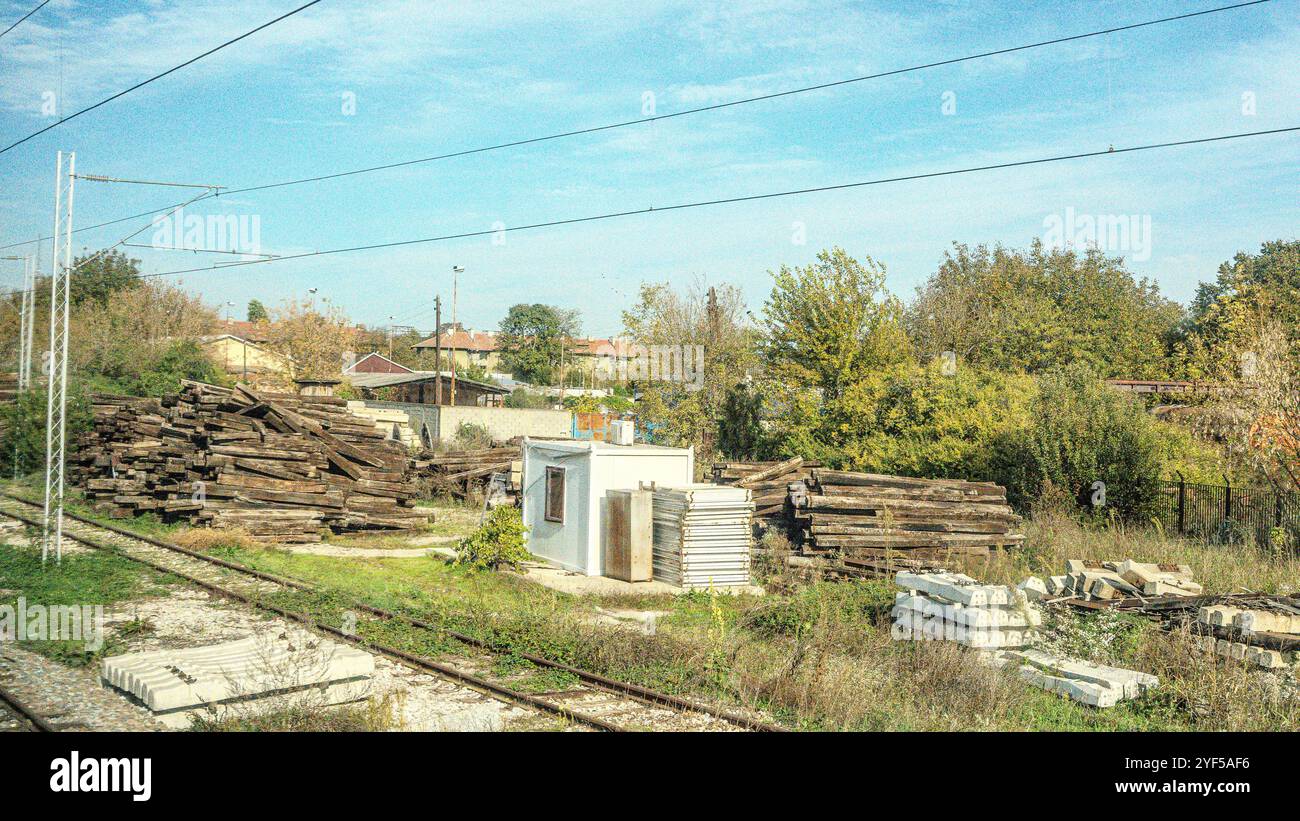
<box><xmin>0</xmin><ymin>493</ymin><xmax>784</xmax><ymax>733</ymax></box>
<box><xmin>0</xmin><ymin>682</ymin><xmax>56</xmax><ymax>732</ymax></box>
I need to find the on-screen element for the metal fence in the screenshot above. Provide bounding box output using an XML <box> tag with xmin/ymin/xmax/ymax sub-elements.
<box><xmin>1155</xmin><ymin>477</ymin><xmax>1300</xmax><ymax>551</ymax></box>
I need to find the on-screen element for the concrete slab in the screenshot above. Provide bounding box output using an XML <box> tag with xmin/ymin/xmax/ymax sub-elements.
<box><xmin>102</xmin><ymin>630</ymin><xmax>374</xmax><ymax>714</ymax></box>
<box><xmin>1019</xmin><ymin>665</ymin><xmax>1120</xmax><ymax>708</ymax></box>
<box><xmin>1235</xmin><ymin>610</ymin><xmax>1300</xmax><ymax>635</ymax></box>
<box><xmin>1198</xmin><ymin>605</ymin><xmax>1244</xmax><ymax>627</ymax></box>
<box><xmin>1009</xmin><ymin>649</ymin><xmax>1157</xmax><ymax>699</ymax></box>
<box><xmin>895</xmin><ymin>572</ymin><xmax>1020</xmax><ymax>606</ymax></box>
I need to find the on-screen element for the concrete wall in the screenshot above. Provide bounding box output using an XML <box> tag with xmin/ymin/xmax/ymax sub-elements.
<box><xmin>203</xmin><ymin>337</ymin><xmax>289</xmax><ymax>375</ymax></box>
<box><xmin>360</xmin><ymin>402</ymin><xmax>572</xmax><ymax>447</ymax></box>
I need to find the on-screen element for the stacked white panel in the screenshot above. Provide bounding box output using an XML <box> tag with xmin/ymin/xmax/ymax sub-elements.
<box><xmin>651</xmin><ymin>484</ymin><xmax>753</xmax><ymax>588</ymax></box>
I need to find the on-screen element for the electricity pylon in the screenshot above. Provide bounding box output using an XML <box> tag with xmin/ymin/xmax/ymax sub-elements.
<box><xmin>43</xmin><ymin>150</ymin><xmax>74</xmax><ymax>564</ymax></box>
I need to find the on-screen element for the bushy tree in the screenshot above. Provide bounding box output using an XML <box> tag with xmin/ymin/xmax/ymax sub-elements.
<box><xmin>72</xmin><ymin>280</ymin><xmax>223</xmax><ymax>396</ymax></box>
<box><xmin>826</xmin><ymin>361</ymin><xmax>1036</xmax><ymax>479</ymax></box>
<box><xmin>265</xmin><ymin>299</ymin><xmax>357</xmax><ymax>380</ymax></box>
<box><xmin>761</xmin><ymin>247</ymin><xmax>911</xmax><ymax>400</ymax></box>
<box><xmin>1177</xmin><ymin>240</ymin><xmax>1300</xmax><ymax>378</ymax></box>
<box><xmin>456</xmin><ymin>506</ymin><xmax>530</xmax><ymax>570</ymax></box>
<box><xmin>69</xmin><ymin>248</ymin><xmax>143</xmax><ymax>308</ymax></box>
<box><xmin>757</xmin><ymin>248</ymin><xmax>914</xmax><ymax>459</ymax></box>
<box><xmin>907</xmin><ymin>241</ymin><xmax>1181</xmax><ymax>378</ymax></box>
<box><xmin>246</xmin><ymin>299</ymin><xmax>269</xmax><ymax>322</ymax></box>
<box><xmin>497</xmin><ymin>304</ymin><xmax>579</xmax><ymax>385</ymax></box>
<box><xmin>622</xmin><ymin>279</ymin><xmax>758</xmax><ymax>461</ymax></box>
<box><xmin>991</xmin><ymin>363</ymin><xmax>1166</xmax><ymax>518</ymax></box>
<box><xmin>128</xmin><ymin>340</ymin><xmax>226</xmax><ymax>397</ymax></box>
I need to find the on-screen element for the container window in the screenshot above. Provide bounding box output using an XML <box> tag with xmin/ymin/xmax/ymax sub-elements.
<box><xmin>544</xmin><ymin>466</ymin><xmax>565</xmax><ymax>523</ymax></box>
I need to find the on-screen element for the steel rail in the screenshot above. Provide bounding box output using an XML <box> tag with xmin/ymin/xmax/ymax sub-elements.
<box><xmin>0</xmin><ymin>503</ymin><xmax>626</xmax><ymax>733</ymax></box>
<box><xmin>0</xmin><ymin>682</ymin><xmax>56</xmax><ymax>732</ymax></box>
<box><xmin>2</xmin><ymin>491</ymin><xmax>784</xmax><ymax>732</ymax></box>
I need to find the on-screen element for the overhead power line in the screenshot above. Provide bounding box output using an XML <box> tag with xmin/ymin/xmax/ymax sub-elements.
<box><xmin>1</xmin><ymin>125</ymin><xmax>1285</xmax><ymax>300</ymax></box>
<box><xmin>0</xmin><ymin>0</ymin><xmax>324</xmax><ymax>156</ymax></box>
<box><xmin>0</xmin><ymin>0</ymin><xmax>51</xmax><ymax>40</ymax></box>
<box><xmin>0</xmin><ymin>0</ymin><xmax>1273</xmax><ymax>251</ymax></box>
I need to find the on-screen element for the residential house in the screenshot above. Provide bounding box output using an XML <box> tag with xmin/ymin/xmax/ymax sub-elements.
<box><xmin>344</xmin><ymin>351</ymin><xmax>414</xmax><ymax>375</ymax></box>
<box><xmin>200</xmin><ymin>333</ymin><xmax>292</xmax><ymax>382</ymax></box>
<box><xmin>348</xmin><ymin>371</ymin><xmax>509</xmax><ymax>407</ymax></box>
<box><xmin>410</xmin><ymin>324</ymin><xmax>501</xmax><ymax>370</ymax></box>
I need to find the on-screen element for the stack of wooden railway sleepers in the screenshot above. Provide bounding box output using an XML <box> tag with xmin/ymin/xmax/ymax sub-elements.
<box><xmin>72</xmin><ymin>380</ymin><xmax>429</xmax><ymax>542</ymax></box>
<box><xmin>411</xmin><ymin>445</ymin><xmax>521</xmax><ymax>500</ymax></box>
<box><xmin>711</xmin><ymin>457</ymin><xmax>818</xmax><ymax>517</ymax></box>
<box><xmin>791</xmin><ymin>469</ymin><xmax>1023</xmax><ymax>576</ymax></box>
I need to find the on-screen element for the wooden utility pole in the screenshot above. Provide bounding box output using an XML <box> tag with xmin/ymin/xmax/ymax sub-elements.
<box><xmin>434</xmin><ymin>295</ymin><xmax>443</xmax><ymax>406</ymax></box>
<box><xmin>451</xmin><ymin>266</ymin><xmax>462</xmax><ymax>406</ymax></box>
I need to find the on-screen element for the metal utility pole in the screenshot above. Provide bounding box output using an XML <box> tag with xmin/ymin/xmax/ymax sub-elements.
<box><xmin>38</xmin><ymin>164</ymin><xmax>220</xmax><ymax>564</ymax></box>
<box><xmin>0</xmin><ymin>254</ymin><xmax>34</xmax><ymax>390</ymax></box>
<box><xmin>450</xmin><ymin>266</ymin><xmax>462</xmax><ymax>406</ymax></box>
<box><xmin>20</xmin><ymin>253</ymin><xmax>35</xmax><ymax>390</ymax></box>
<box><xmin>434</xmin><ymin>295</ymin><xmax>443</xmax><ymax>406</ymax></box>
<box><xmin>43</xmin><ymin>150</ymin><xmax>74</xmax><ymax>564</ymax></box>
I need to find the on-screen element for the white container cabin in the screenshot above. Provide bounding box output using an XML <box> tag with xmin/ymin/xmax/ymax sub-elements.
<box><xmin>520</xmin><ymin>439</ymin><xmax>694</xmax><ymax>576</ymax></box>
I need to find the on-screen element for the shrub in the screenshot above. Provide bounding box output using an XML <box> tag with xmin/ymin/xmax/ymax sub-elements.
<box><xmin>128</xmin><ymin>339</ymin><xmax>227</xmax><ymax>397</ymax></box>
<box><xmin>455</xmin><ymin>506</ymin><xmax>530</xmax><ymax>570</ymax></box>
<box><xmin>0</xmin><ymin>386</ymin><xmax>93</xmax><ymax>477</ymax></box>
<box><xmin>992</xmin><ymin>363</ymin><xmax>1165</xmax><ymax>518</ymax></box>
<box><xmin>452</xmin><ymin>421</ymin><xmax>492</xmax><ymax>450</ymax></box>
<box><xmin>504</xmin><ymin>389</ymin><xmax>552</xmax><ymax>409</ymax></box>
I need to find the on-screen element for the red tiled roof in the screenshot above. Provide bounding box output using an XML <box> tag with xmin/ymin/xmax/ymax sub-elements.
<box><xmin>345</xmin><ymin>352</ymin><xmax>414</xmax><ymax>375</ymax></box>
<box><xmin>411</xmin><ymin>330</ymin><xmax>637</xmax><ymax>357</ymax></box>
<box><xmin>412</xmin><ymin>329</ymin><xmax>499</xmax><ymax>351</ymax></box>
<box><xmin>216</xmin><ymin>319</ymin><xmax>271</xmax><ymax>342</ymax></box>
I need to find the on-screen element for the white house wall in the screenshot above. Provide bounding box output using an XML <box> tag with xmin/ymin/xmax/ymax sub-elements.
<box><xmin>521</xmin><ymin>446</ymin><xmax>591</xmax><ymax>573</ymax></box>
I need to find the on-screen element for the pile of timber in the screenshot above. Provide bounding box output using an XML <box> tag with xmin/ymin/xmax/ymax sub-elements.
<box><xmin>411</xmin><ymin>446</ymin><xmax>521</xmax><ymax>500</ymax></box>
<box><xmin>711</xmin><ymin>457</ymin><xmax>818</xmax><ymax>517</ymax></box>
<box><xmin>790</xmin><ymin>469</ymin><xmax>1023</xmax><ymax>576</ymax></box>
<box><xmin>72</xmin><ymin>380</ymin><xmax>429</xmax><ymax>542</ymax></box>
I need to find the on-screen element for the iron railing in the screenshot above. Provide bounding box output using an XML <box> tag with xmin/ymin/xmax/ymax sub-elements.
<box><xmin>1155</xmin><ymin>474</ymin><xmax>1300</xmax><ymax>551</ymax></box>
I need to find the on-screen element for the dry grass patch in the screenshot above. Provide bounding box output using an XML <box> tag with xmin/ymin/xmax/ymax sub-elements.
<box><xmin>170</xmin><ymin>526</ymin><xmax>261</xmax><ymax>553</ymax></box>
<box><xmin>955</xmin><ymin>510</ymin><xmax>1300</xmax><ymax>596</ymax></box>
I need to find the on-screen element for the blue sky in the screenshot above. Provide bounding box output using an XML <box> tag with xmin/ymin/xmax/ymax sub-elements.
<box><xmin>0</xmin><ymin>0</ymin><xmax>1296</xmax><ymax>337</ymax></box>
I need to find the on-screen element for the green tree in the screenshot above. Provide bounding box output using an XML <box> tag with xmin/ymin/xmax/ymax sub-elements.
<box><xmin>69</xmin><ymin>248</ymin><xmax>143</xmax><ymax>308</ymax></box>
<box><xmin>246</xmin><ymin>299</ymin><xmax>269</xmax><ymax>322</ymax></box>
<box><xmin>622</xmin><ymin>280</ymin><xmax>759</xmax><ymax>461</ymax></box>
<box><xmin>0</xmin><ymin>387</ymin><xmax>93</xmax><ymax>477</ymax></box>
<box><xmin>72</xmin><ymin>280</ymin><xmax>222</xmax><ymax>396</ymax></box>
<box><xmin>761</xmin><ymin>247</ymin><xmax>911</xmax><ymax>401</ymax></box>
<box><xmin>1177</xmin><ymin>240</ymin><xmax>1300</xmax><ymax>378</ymax></box>
<box><xmin>826</xmin><ymin>362</ymin><xmax>1036</xmax><ymax>479</ymax></box>
<box><xmin>127</xmin><ymin>340</ymin><xmax>227</xmax><ymax>397</ymax></box>
<box><xmin>497</xmin><ymin>304</ymin><xmax>579</xmax><ymax>384</ymax></box>
<box><xmin>907</xmin><ymin>241</ymin><xmax>1181</xmax><ymax>378</ymax></box>
<box><xmin>990</xmin><ymin>363</ymin><xmax>1165</xmax><ymax>518</ymax></box>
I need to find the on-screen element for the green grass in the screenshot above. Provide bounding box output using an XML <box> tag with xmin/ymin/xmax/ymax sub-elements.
<box><xmin>9</xmin><ymin>479</ymin><xmax>1295</xmax><ymax>731</ymax></box>
<box><xmin>0</xmin><ymin>539</ymin><xmax>177</xmax><ymax>666</ymax></box>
